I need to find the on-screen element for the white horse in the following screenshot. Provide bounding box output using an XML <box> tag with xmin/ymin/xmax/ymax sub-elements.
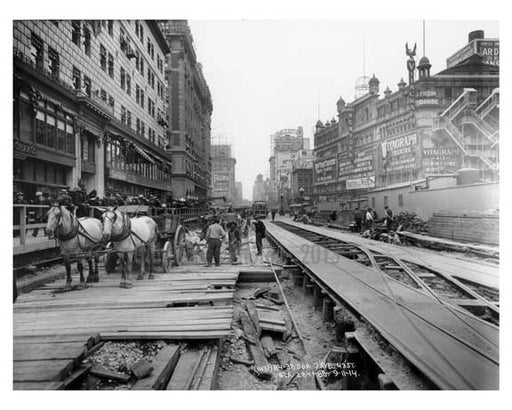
<box><xmin>45</xmin><ymin>205</ymin><xmax>103</xmax><ymax>289</ymax></box>
<box><xmin>101</xmin><ymin>207</ymin><xmax>158</xmax><ymax>288</ymax></box>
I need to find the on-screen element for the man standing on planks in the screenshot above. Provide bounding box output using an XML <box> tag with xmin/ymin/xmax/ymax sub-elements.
<box><xmin>253</xmin><ymin>217</ymin><xmax>266</xmax><ymax>256</ymax></box>
<box><xmin>205</xmin><ymin>216</ymin><xmax>227</xmax><ymax>267</ymax></box>
<box><xmin>384</xmin><ymin>205</ymin><xmax>394</xmax><ymax>234</ymax></box>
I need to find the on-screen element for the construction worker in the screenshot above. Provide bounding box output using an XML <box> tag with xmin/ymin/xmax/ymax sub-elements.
<box><xmin>253</xmin><ymin>218</ymin><xmax>266</xmax><ymax>256</ymax></box>
<box><xmin>205</xmin><ymin>216</ymin><xmax>226</xmax><ymax>267</ymax></box>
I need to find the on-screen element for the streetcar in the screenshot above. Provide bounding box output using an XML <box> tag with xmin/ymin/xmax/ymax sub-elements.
<box><xmin>252</xmin><ymin>200</ymin><xmax>268</xmax><ymax>219</ymax></box>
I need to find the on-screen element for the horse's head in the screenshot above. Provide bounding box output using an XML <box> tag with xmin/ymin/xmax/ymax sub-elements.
<box><xmin>101</xmin><ymin>206</ymin><xmax>119</xmax><ymax>240</ymax></box>
<box><xmin>45</xmin><ymin>205</ymin><xmax>62</xmax><ymax>238</ymax></box>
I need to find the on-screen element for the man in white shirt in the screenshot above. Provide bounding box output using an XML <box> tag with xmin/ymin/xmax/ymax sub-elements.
<box><xmin>205</xmin><ymin>217</ymin><xmax>226</xmax><ymax>267</ymax></box>
<box><xmin>365</xmin><ymin>207</ymin><xmax>374</xmax><ymax>231</ymax></box>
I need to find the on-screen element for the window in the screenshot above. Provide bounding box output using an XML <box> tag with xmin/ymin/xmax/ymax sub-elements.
<box><xmin>108</xmin><ymin>95</ymin><xmax>114</xmax><ymax>109</ymax></box>
<box><xmin>121</xmin><ymin>106</ymin><xmax>126</xmax><ymax>124</ymax></box>
<box><xmin>108</xmin><ymin>53</ymin><xmax>114</xmax><ymax>78</ymax></box>
<box><xmin>136</xmin><ymin>118</ymin><xmax>141</xmax><ymax>134</ymax></box>
<box><xmin>100</xmin><ymin>89</ymin><xmax>107</xmax><ymax>101</ymax></box>
<box><xmin>120</xmin><ymin>67</ymin><xmax>126</xmax><ymax>90</ymax></box>
<box><xmin>71</xmin><ymin>21</ymin><xmax>81</xmax><ymax>47</ymax></box>
<box><xmin>100</xmin><ymin>44</ymin><xmax>107</xmax><ymax>71</ymax></box>
<box><xmin>127</xmin><ymin>110</ymin><xmax>132</xmax><ymax>128</ymax></box>
<box><xmin>108</xmin><ymin>20</ymin><xmax>113</xmax><ymax>36</ymax></box>
<box><xmin>398</xmin><ymin>194</ymin><xmax>404</xmax><ymax>207</ymax></box>
<box><xmin>48</xmin><ymin>47</ymin><xmax>59</xmax><ymax>79</ymax></box>
<box><xmin>72</xmin><ymin>66</ymin><xmax>81</xmax><ymax>90</ymax></box>
<box><xmin>57</xmin><ymin>120</ymin><xmax>65</xmax><ymax>151</ymax></box>
<box><xmin>126</xmin><ymin>73</ymin><xmax>131</xmax><ymax>95</ymax></box>
<box><xmin>83</xmin><ymin>75</ymin><xmax>91</xmax><ymax>97</ymax></box>
<box><xmin>140</xmin><ymin>90</ymin><xmax>145</xmax><ymax>109</ymax></box>
<box><xmin>35</xmin><ymin>110</ymin><xmax>45</xmax><ymax>145</ymax></box>
<box><xmin>30</xmin><ymin>32</ymin><xmax>44</xmax><ymax>70</ymax></box>
<box><xmin>66</xmin><ymin>123</ymin><xmax>75</xmax><ymax>154</ymax></box>
<box><xmin>141</xmin><ymin>122</ymin><xmax>145</xmax><ymax>138</ymax></box>
<box><xmin>135</xmin><ymin>85</ymin><xmax>140</xmax><ymax>104</ymax></box>
<box><xmin>83</xmin><ymin>26</ymin><xmax>91</xmax><ymax>56</ymax></box>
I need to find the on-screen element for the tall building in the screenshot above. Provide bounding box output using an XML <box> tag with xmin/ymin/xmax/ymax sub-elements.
<box><xmin>211</xmin><ymin>144</ymin><xmax>236</xmax><ymax>204</ymax></box>
<box><xmin>234</xmin><ymin>181</ymin><xmax>243</xmax><ymax>205</ymax></box>
<box><xmin>159</xmin><ymin>20</ymin><xmax>213</xmax><ymax>200</ymax></box>
<box><xmin>312</xmin><ymin>30</ymin><xmax>499</xmax><ymax>210</ymax></box>
<box><xmin>268</xmin><ymin>126</ymin><xmax>305</xmax><ymax>208</ymax></box>
<box><xmin>291</xmin><ymin>148</ymin><xmax>315</xmax><ymax>202</ymax></box>
<box><xmin>252</xmin><ymin>173</ymin><xmax>268</xmax><ymax>202</ymax></box>
<box><xmin>13</xmin><ymin>20</ymin><xmax>171</xmax><ymax>200</ymax></box>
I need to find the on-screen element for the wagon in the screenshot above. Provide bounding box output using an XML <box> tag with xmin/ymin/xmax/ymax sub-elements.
<box><xmin>103</xmin><ymin>205</ymin><xmax>200</xmax><ymax>274</ymax></box>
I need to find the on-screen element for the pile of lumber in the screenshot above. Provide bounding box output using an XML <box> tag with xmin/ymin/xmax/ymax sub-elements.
<box><xmin>427</xmin><ymin>210</ymin><xmax>499</xmax><ymax>246</ymax></box>
<box><xmin>394</xmin><ymin>211</ymin><xmax>429</xmax><ymax>234</ymax></box>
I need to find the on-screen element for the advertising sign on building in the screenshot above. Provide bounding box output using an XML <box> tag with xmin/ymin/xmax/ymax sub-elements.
<box><xmin>415</xmin><ymin>90</ymin><xmax>440</xmax><ymax>107</ymax></box>
<box><xmin>446</xmin><ymin>39</ymin><xmax>499</xmax><ymax>67</ymax></box>
<box><xmin>381</xmin><ymin>133</ymin><xmax>419</xmax><ymax>172</ymax></box>
<box><xmin>314</xmin><ymin>157</ymin><xmax>337</xmax><ymax>184</ymax></box>
<box><xmin>213</xmin><ymin>173</ymin><xmax>230</xmax><ymax>189</ymax></box>
<box><xmin>346</xmin><ymin>176</ymin><xmax>375</xmax><ymax>190</ymax></box>
<box><xmin>338</xmin><ymin>149</ymin><xmax>374</xmax><ymax>183</ymax></box>
<box><xmin>422</xmin><ymin>147</ymin><xmax>462</xmax><ymax>174</ymax></box>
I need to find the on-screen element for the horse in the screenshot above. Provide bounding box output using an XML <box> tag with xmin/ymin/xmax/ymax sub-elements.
<box><xmin>101</xmin><ymin>206</ymin><xmax>158</xmax><ymax>289</ymax></box>
<box><xmin>45</xmin><ymin>205</ymin><xmax>103</xmax><ymax>289</ymax></box>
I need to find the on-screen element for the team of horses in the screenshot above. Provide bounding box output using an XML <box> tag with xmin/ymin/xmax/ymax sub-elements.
<box><xmin>45</xmin><ymin>205</ymin><xmax>158</xmax><ymax>289</ymax></box>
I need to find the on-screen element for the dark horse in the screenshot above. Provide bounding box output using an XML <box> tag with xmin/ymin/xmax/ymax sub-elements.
<box><xmin>45</xmin><ymin>205</ymin><xmax>103</xmax><ymax>289</ymax></box>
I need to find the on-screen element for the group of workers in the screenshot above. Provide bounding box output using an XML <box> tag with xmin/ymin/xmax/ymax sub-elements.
<box><xmin>353</xmin><ymin>206</ymin><xmax>394</xmax><ymax>235</ymax></box>
<box><xmin>202</xmin><ymin>214</ymin><xmax>266</xmax><ymax>267</ymax></box>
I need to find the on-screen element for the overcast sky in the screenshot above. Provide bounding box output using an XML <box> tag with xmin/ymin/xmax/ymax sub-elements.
<box><xmin>188</xmin><ymin>20</ymin><xmax>499</xmax><ymax>200</ymax></box>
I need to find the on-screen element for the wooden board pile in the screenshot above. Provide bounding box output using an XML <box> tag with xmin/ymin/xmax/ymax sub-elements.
<box><xmin>427</xmin><ymin>210</ymin><xmax>499</xmax><ymax>245</ymax></box>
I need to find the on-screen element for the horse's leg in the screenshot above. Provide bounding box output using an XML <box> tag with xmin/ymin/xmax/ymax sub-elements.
<box><xmin>64</xmin><ymin>256</ymin><xmax>72</xmax><ymax>289</ymax></box>
<box><xmin>76</xmin><ymin>259</ymin><xmax>85</xmax><ymax>289</ymax></box>
<box><xmin>86</xmin><ymin>256</ymin><xmax>94</xmax><ymax>283</ymax></box>
<box><xmin>93</xmin><ymin>255</ymin><xmax>99</xmax><ymax>282</ymax></box>
<box><xmin>118</xmin><ymin>252</ymin><xmax>126</xmax><ymax>287</ymax></box>
<box><xmin>137</xmin><ymin>247</ymin><xmax>145</xmax><ymax>280</ymax></box>
<box><xmin>148</xmin><ymin>243</ymin><xmax>155</xmax><ymax>279</ymax></box>
<box><xmin>125</xmin><ymin>252</ymin><xmax>133</xmax><ymax>288</ymax></box>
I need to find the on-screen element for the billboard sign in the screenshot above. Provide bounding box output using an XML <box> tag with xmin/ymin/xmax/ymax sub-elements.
<box><xmin>314</xmin><ymin>157</ymin><xmax>337</xmax><ymax>184</ymax></box>
<box><xmin>447</xmin><ymin>39</ymin><xmax>499</xmax><ymax>67</ymax></box>
<box><xmin>346</xmin><ymin>176</ymin><xmax>375</xmax><ymax>190</ymax></box>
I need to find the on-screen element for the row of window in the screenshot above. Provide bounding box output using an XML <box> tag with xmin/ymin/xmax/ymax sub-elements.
<box><xmin>106</xmin><ymin>139</ymin><xmax>170</xmax><ymax>182</ymax></box>
<box><xmin>35</xmin><ymin>109</ymin><xmax>75</xmax><ymax>155</ymax></box>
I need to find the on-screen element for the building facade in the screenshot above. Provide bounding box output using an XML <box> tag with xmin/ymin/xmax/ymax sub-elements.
<box><xmin>159</xmin><ymin>20</ymin><xmax>213</xmax><ymax>201</ymax></box>
<box><xmin>291</xmin><ymin>148</ymin><xmax>314</xmax><ymax>202</ymax></box>
<box><xmin>313</xmin><ymin>32</ymin><xmax>499</xmax><ymax>212</ymax></box>
<box><xmin>268</xmin><ymin>127</ymin><xmax>305</xmax><ymax>209</ymax></box>
<box><xmin>252</xmin><ymin>173</ymin><xmax>268</xmax><ymax>202</ymax></box>
<box><xmin>211</xmin><ymin>144</ymin><xmax>236</xmax><ymax>204</ymax></box>
<box><xmin>13</xmin><ymin>20</ymin><xmax>171</xmax><ymax>200</ymax></box>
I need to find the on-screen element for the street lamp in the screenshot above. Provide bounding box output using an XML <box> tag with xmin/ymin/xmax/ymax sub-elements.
<box><xmin>299</xmin><ymin>187</ymin><xmax>304</xmax><ymax>204</ymax></box>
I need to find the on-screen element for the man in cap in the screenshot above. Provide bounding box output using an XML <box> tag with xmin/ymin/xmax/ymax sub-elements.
<box><xmin>253</xmin><ymin>217</ymin><xmax>266</xmax><ymax>256</ymax></box>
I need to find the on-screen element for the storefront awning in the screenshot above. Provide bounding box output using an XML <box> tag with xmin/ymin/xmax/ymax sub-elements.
<box><xmin>132</xmin><ymin>142</ymin><xmax>155</xmax><ymax>164</ymax></box>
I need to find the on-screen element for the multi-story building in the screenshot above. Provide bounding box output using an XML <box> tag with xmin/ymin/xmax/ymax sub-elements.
<box><xmin>158</xmin><ymin>20</ymin><xmax>213</xmax><ymax>200</ymax></box>
<box><xmin>291</xmin><ymin>148</ymin><xmax>314</xmax><ymax>202</ymax></box>
<box><xmin>211</xmin><ymin>144</ymin><xmax>236</xmax><ymax>204</ymax></box>
<box><xmin>268</xmin><ymin>126</ymin><xmax>305</xmax><ymax>208</ymax></box>
<box><xmin>313</xmin><ymin>30</ymin><xmax>499</xmax><ymax>212</ymax></box>
<box><xmin>13</xmin><ymin>20</ymin><xmax>172</xmax><ymax>200</ymax></box>
<box><xmin>234</xmin><ymin>181</ymin><xmax>243</xmax><ymax>205</ymax></box>
<box><xmin>252</xmin><ymin>173</ymin><xmax>268</xmax><ymax>202</ymax></box>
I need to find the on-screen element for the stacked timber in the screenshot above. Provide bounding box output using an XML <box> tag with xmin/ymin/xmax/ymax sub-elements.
<box><xmin>427</xmin><ymin>210</ymin><xmax>499</xmax><ymax>245</ymax></box>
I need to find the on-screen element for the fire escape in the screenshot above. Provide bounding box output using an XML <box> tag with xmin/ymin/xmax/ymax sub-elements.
<box><xmin>432</xmin><ymin>88</ymin><xmax>499</xmax><ymax>177</ymax></box>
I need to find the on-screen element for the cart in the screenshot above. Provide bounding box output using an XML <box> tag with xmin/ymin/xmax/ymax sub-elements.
<box><xmin>103</xmin><ymin>205</ymin><xmax>191</xmax><ymax>274</ymax></box>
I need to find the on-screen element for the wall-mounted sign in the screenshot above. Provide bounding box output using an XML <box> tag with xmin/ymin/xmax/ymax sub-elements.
<box><xmin>14</xmin><ymin>139</ymin><xmax>37</xmax><ymax>160</ymax></box>
<box><xmin>447</xmin><ymin>39</ymin><xmax>499</xmax><ymax>67</ymax></box>
<box><xmin>346</xmin><ymin>176</ymin><xmax>375</xmax><ymax>190</ymax></box>
<box><xmin>338</xmin><ymin>149</ymin><xmax>374</xmax><ymax>182</ymax></box>
<box><xmin>415</xmin><ymin>90</ymin><xmax>440</xmax><ymax>106</ymax></box>
<box><xmin>314</xmin><ymin>157</ymin><xmax>337</xmax><ymax>184</ymax></box>
<box><xmin>381</xmin><ymin>133</ymin><xmax>418</xmax><ymax>158</ymax></box>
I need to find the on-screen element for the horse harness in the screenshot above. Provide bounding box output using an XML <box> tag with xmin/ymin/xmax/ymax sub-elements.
<box><xmin>106</xmin><ymin>210</ymin><xmax>149</xmax><ymax>246</ymax></box>
<box><xmin>51</xmin><ymin>206</ymin><xmax>100</xmax><ymax>246</ymax></box>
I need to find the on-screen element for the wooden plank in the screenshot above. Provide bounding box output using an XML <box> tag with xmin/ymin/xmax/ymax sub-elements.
<box><xmin>13</xmin><ymin>342</ymin><xmax>87</xmax><ymax>362</ymax></box>
<box><xmin>239</xmin><ymin>310</ymin><xmax>258</xmax><ymax>344</ymax></box>
<box><xmin>132</xmin><ymin>344</ymin><xmax>181</xmax><ymax>390</ymax></box>
<box><xmin>13</xmin><ymin>381</ymin><xmax>65</xmax><ymax>390</ymax></box>
<box><xmin>14</xmin><ymin>359</ymin><xmax>75</xmax><ymax>382</ymax></box>
<box><xmin>90</xmin><ymin>365</ymin><xmax>131</xmax><ymax>383</ymax></box>
<box><xmin>198</xmin><ymin>346</ymin><xmax>220</xmax><ymax>390</ymax></box>
<box><xmin>246</xmin><ymin>300</ymin><xmax>261</xmax><ymax>337</ymax></box>
<box><xmin>166</xmin><ymin>350</ymin><xmax>203</xmax><ymax>390</ymax></box>
<box><xmin>99</xmin><ymin>331</ymin><xmax>229</xmax><ymax>340</ymax></box>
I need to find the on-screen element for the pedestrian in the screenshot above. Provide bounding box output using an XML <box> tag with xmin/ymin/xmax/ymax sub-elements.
<box><xmin>57</xmin><ymin>189</ymin><xmax>73</xmax><ymax>211</ymax></box>
<box><xmin>227</xmin><ymin>222</ymin><xmax>241</xmax><ymax>264</ymax></box>
<box><xmin>271</xmin><ymin>209</ymin><xmax>277</xmax><ymax>221</ymax></box>
<box><xmin>364</xmin><ymin>207</ymin><xmax>374</xmax><ymax>231</ymax></box>
<box><xmin>32</xmin><ymin>191</ymin><xmax>50</xmax><ymax>237</ymax></box>
<box><xmin>384</xmin><ymin>205</ymin><xmax>394</xmax><ymax>234</ymax></box>
<box><xmin>253</xmin><ymin>217</ymin><xmax>266</xmax><ymax>256</ymax></box>
<box><xmin>205</xmin><ymin>216</ymin><xmax>226</xmax><ymax>267</ymax></box>
<box><xmin>354</xmin><ymin>207</ymin><xmax>363</xmax><ymax>233</ymax></box>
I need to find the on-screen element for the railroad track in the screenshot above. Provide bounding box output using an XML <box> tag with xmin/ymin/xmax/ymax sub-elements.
<box><xmin>265</xmin><ymin>221</ymin><xmax>499</xmax><ymax>390</ymax></box>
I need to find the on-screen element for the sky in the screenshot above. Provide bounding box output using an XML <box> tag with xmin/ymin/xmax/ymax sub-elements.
<box><xmin>188</xmin><ymin>20</ymin><xmax>499</xmax><ymax>200</ymax></box>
